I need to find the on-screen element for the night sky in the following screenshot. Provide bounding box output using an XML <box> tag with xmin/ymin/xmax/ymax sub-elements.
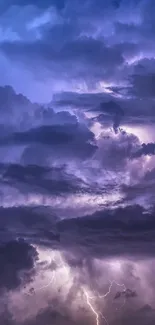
<box><xmin>1</xmin><ymin>1</ymin><xmax>155</xmax><ymax>324</ymax></box>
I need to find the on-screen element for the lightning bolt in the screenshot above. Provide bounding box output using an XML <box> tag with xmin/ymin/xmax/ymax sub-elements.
<box><xmin>98</xmin><ymin>280</ymin><xmax>126</xmax><ymax>299</ymax></box>
<box><xmin>35</xmin><ymin>270</ymin><xmax>56</xmax><ymax>292</ymax></box>
<box><xmin>27</xmin><ymin>250</ymin><xmax>68</xmax><ymax>295</ymax></box>
<box><xmin>83</xmin><ymin>289</ymin><xmax>101</xmax><ymax>325</ymax></box>
<box><xmin>35</xmin><ymin>250</ymin><xmax>57</xmax><ymax>292</ymax></box>
<box><xmin>82</xmin><ymin>280</ymin><xmax>126</xmax><ymax>325</ymax></box>
<box><xmin>57</xmin><ymin>252</ymin><xmax>68</xmax><ymax>273</ymax></box>
<box><xmin>27</xmin><ymin>249</ymin><xmax>127</xmax><ymax>325</ymax></box>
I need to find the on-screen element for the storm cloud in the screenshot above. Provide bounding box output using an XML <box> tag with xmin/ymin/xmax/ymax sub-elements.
<box><xmin>0</xmin><ymin>1</ymin><xmax>155</xmax><ymax>325</ymax></box>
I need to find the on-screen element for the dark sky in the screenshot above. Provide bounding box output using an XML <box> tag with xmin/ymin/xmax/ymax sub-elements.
<box><xmin>0</xmin><ymin>1</ymin><xmax>155</xmax><ymax>325</ymax></box>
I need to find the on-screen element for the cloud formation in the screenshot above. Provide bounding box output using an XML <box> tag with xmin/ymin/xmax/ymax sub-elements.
<box><xmin>0</xmin><ymin>1</ymin><xmax>155</xmax><ymax>325</ymax></box>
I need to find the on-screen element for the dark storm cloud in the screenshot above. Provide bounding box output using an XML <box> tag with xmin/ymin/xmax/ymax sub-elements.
<box><xmin>56</xmin><ymin>205</ymin><xmax>155</xmax><ymax>258</ymax></box>
<box><xmin>13</xmin><ymin>125</ymin><xmax>76</xmax><ymax>145</ymax></box>
<box><xmin>126</xmin><ymin>58</ymin><xmax>155</xmax><ymax>98</ymax></box>
<box><xmin>93</xmin><ymin>100</ymin><xmax>124</xmax><ymax>133</ymax></box>
<box><xmin>0</xmin><ymin>163</ymin><xmax>90</xmax><ymax>195</ymax></box>
<box><xmin>52</xmin><ymin>91</ymin><xmax>112</xmax><ymax>109</ymax></box>
<box><xmin>0</xmin><ymin>239</ymin><xmax>38</xmax><ymax>291</ymax></box>
<box><xmin>113</xmin><ymin>58</ymin><xmax>155</xmax><ymax>98</ymax></box>
<box><xmin>0</xmin><ymin>205</ymin><xmax>61</xmax><ymax>248</ymax></box>
<box><xmin>11</xmin><ymin>123</ymin><xmax>94</xmax><ymax>146</ymax></box>
<box><xmin>0</xmin><ymin>123</ymin><xmax>97</xmax><ymax>164</ymax></box>
<box><xmin>0</xmin><ymin>205</ymin><xmax>55</xmax><ymax>229</ymax></box>
<box><xmin>132</xmin><ymin>142</ymin><xmax>155</xmax><ymax>158</ymax></box>
<box><xmin>21</xmin><ymin>142</ymin><xmax>95</xmax><ymax>166</ymax></box>
<box><xmin>0</xmin><ymin>38</ymin><xmax>124</xmax><ymax>84</ymax></box>
<box><xmin>0</xmin><ymin>204</ymin><xmax>57</xmax><ymax>228</ymax></box>
<box><xmin>53</xmin><ymin>91</ymin><xmax>155</xmax><ymax>127</ymax></box>
<box><xmin>129</xmin><ymin>72</ymin><xmax>155</xmax><ymax>98</ymax></box>
<box><xmin>2</xmin><ymin>204</ymin><xmax>155</xmax><ymax>259</ymax></box>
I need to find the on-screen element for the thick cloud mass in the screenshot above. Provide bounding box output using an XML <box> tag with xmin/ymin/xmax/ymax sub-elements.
<box><xmin>0</xmin><ymin>239</ymin><xmax>38</xmax><ymax>291</ymax></box>
<box><xmin>0</xmin><ymin>1</ymin><xmax>155</xmax><ymax>325</ymax></box>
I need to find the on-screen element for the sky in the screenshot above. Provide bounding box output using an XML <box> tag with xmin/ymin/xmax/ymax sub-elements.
<box><xmin>1</xmin><ymin>0</ymin><xmax>155</xmax><ymax>324</ymax></box>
